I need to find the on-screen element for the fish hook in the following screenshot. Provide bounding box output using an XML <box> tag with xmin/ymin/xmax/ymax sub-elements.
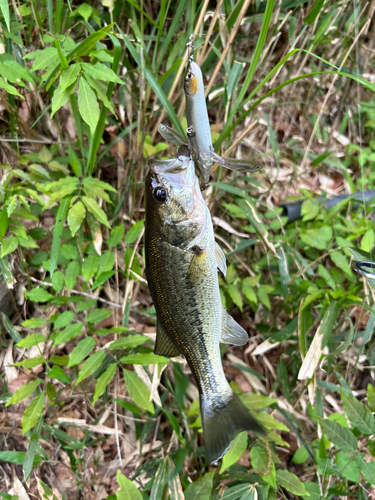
<box><xmin>186</xmin><ymin>33</ymin><xmax>195</xmax><ymax>62</ymax></box>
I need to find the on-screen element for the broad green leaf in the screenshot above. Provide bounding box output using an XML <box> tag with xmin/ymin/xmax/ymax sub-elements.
<box><xmin>65</xmin><ymin>261</ymin><xmax>80</xmax><ymax>291</ymax></box>
<box><xmin>47</xmin><ymin>366</ymin><xmax>71</xmax><ymax>384</ymax></box>
<box><xmin>82</xmin><ymin>254</ymin><xmax>100</xmax><ymax>281</ymax></box>
<box><xmin>357</xmin><ymin>455</ymin><xmax>375</xmax><ymax>484</ymax></box>
<box><xmin>341</xmin><ymin>390</ymin><xmax>375</xmax><ymax>434</ymax></box>
<box><xmin>76</xmin><ymin>350</ymin><xmax>106</xmax><ymax>384</ymax></box>
<box><xmin>185</xmin><ymin>471</ymin><xmax>214</xmax><ymax>500</ymax></box>
<box><xmin>31</xmin><ymin>47</ymin><xmax>59</xmax><ymax>71</ymax></box>
<box><xmin>110</xmin><ymin>334</ymin><xmax>149</xmax><ymax>350</ymax></box>
<box><xmin>98</xmin><ymin>251</ymin><xmax>115</xmax><ymax>273</ymax></box>
<box><xmin>0</xmin><ymin>451</ymin><xmax>43</xmax><ymax>467</ymax></box>
<box><xmin>367</xmin><ymin>384</ymin><xmax>375</xmax><ymax>412</ymax></box>
<box><xmin>250</xmin><ymin>445</ymin><xmax>270</xmax><ymax>473</ymax></box>
<box><xmin>276</xmin><ymin>470</ymin><xmax>307</xmax><ymax>496</ymax></box>
<box><xmin>87</xmin><ymin>308</ymin><xmax>113</xmax><ymax>323</ymax></box>
<box><xmin>51</xmin><ymin>270</ymin><xmax>64</xmax><ymax>293</ymax></box>
<box><xmin>330</xmin><ymin>251</ymin><xmax>354</xmax><ymax>278</ymax></box>
<box><xmin>241</xmin><ymin>393</ymin><xmax>277</xmax><ymax>410</ymax></box>
<box><xmin>93</xmin><ymin>362</ymin><xmax>117</xmax><ymax>406</ymax></box>
<box><xmin>51</xmin><ymin>84</ymin><xmax>71</xmax><ymax>118</ymax></box>
<box><xmin>227</xmin><ymin>284</ymin><xmax>243</xmax><ymax>311</ymax></box>
<box><xmin>299</xmin><ymin>226</ymin><xmax>332</xmax><ymax>250</ymax></box>
<box><xmin>54</xmin><ymin>311</ymin><xmax>75</xmax><ymax>329</ymax></box>
<box><xmin>67</xmin><ymin>337</ymin><xmax>96</xmax><ymax>367</ymax></box>
<box><xmin>116</xmin><ymin>470</ymin><xmax>142</xmax><ymax>500</ymax></box>
<box><xmin>123</xmin><ymin>369</ymin><xmax>154</xmax><ymax>413</ymax></box>
<box><xmin>125</xmin><ymin>219</ymin><xmax>145</xmax><ymax>244</ymax></box>
<box><xmin>78</xmin><ymin>77</ymin><xmax>100</xmax><ymax>135</ymax></box>
<box><xmin>292</xmin><ymin>447</ymin><xmax>309</xmax><ymax>464</ymax></box>
<box><xmin>361</xmin><ymin>229</ymin><xmax>375</xmax><ymax>252</ymax></box>
<box><xmin>120</xmin><ymin>352</ymin><xmax>168</xmax><ymax>365</ymax></box>
<box><xmin>21</xmin><ymin>393</ymin><xmax>45</xmax><ymax>434</ymax></box>
<box><xmin>50</xmin><ymin>197</ymin><xmax>70</xmax><ymax>276</ymax></box>
<box><xmin>82</xmin><ymin>196</ymin><xmax>110</xmax><ymax>228</ymax></box>
<box><xmin>0</xmin><ymin>77</ymin><xmax>24</xmax><ymax>98</ymax></box>
<box><xmin>318</xmin><ymin>417</ymin><xmax>357</xmax><ymax>451</ymax></box>
<box><xmin>82</xmin><ymin>62</ymin><xmax>123</xmax><ymax>84</ymax></box>
<box><xmin>71</xmin><ymin>2</ymin><xmax>92</xmax><ymax>21</ymax></box>
<box><xmin>16</xmin><ymin>334</ymin><xmax>46</xmax><ymax>348</ymax></box>
<box><xmin>258</xmin><ymin>412</ymin><xmax>289</xmax><ymax>432</ymax></box>
<box><xmin>108</xmin><ymin>224</ymin><xmax>124</xmax><ymax>247</ymax></box>
<box><xmin>335</xmin><ymin>451</ymin><xmax>360</xmax><ymax>482</ymax></box>
<box><xmin>60</xmin><ymin>63</ymin><xmax>81</xmax><ymax>90</ymax></box>
<box><xmin>320</xmin><ymin>301</ymin><xmax>339</xmax><ymax>349</ymax></box>
<box><xmin>53</xmin><ymin>322</ymin><xmax>83</xmax><ymax>346</ymax></box>
<box><xmin>1</xmin><ymin>236</ymin><xmax>18</xmax><ymax>258</ymax></box>
<box><xmin>68</xmin><ymin>201</ymin><xmax>85</xmax><ymax>236</ymax></box>
<box><xmin>0</xmin><ymin>0</ymin><xmax>10</xmax><ymax>30</ymax></box>
<box><xmin>6</xmin><ymin>379</ymin><xmax>43</xmax><ymax>406</ymax></box>
<box><xmin>14</xmin><ymin>357</ymin><xmax>45</xmax><ymax>369</ymax></box>
<box><xmin>301</xmin><ymin>199</ymin><xmax>319</xmax><ymax>221</ymax></box>
<box><xmin>220</xmin><ymin>431</ymin><xmax>248</xmax><ymax>473</ymax></box>
<box><xmin>21</xmin><ymin>318</ymin><xmax>45</xmax><ymax>329</ymax></box>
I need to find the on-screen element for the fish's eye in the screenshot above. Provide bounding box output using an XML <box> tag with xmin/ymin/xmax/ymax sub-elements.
<box><xmin>153</xmin><ymin>187</ymin><xmax>168</xmax><ymax>203</ymax></box>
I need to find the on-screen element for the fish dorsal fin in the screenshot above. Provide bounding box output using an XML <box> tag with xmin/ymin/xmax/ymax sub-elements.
<box><xmin>220</xmin><ymin>306</ymin><xmax>249</xmax><ymax>346</ymax></box>
<box><xmin>215</xmin><ymin>242</ymin><xmax>227</xmax><ymax>276</ymax></box>
<box><xmin>155</xmin><ymin>321</ymin><xmax>180</xmax><ymax>358</ymax></box>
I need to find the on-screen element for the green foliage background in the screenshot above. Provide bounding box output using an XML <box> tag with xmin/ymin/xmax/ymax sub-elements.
<box><xmin>1</xmin><ymin>0</ymin><xmax>375</xmax><ymax>499</ymax></box>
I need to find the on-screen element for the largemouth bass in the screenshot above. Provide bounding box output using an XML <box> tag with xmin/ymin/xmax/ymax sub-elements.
<box><xmin>145</xmin><ymin>151</ymin><xmax>263</xmax><ymax>463</ymax></box>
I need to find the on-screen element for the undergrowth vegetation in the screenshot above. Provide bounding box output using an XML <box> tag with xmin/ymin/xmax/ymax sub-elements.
<box><xmin>1</xmin><ymin>0</ymin><xmax>375</xmax><ymax>498</ymax></box>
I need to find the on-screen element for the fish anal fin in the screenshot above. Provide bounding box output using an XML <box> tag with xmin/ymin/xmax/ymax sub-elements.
<box><xmin>215</xmin><ymin>241</ymin><xmax>227</xmax><ymax>276</ymax></box>
<box><xmin>187</xmin><ymin>246</ymin><xmax>210</xmax><ymax>285</ymax></box>
<box><xmin>221</xmin><ymin>307</ymin><xmax>249</xmax><ymax>346</ymax></box>
<box><xmin>155</xmin><ymin>321</ymin><xmax>180</xmax><ymax>358</ymax></box>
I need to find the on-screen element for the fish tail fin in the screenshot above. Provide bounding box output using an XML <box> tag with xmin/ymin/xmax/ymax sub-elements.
<box><xmin>201</xmin><ymin>392</ymin><xmax>264</xmax><ymax>464</ymax></box>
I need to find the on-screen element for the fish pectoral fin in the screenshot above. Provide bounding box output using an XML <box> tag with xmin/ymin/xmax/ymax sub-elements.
<box><xmin>221</xmin><ymin>307</ymin><xmax>249</xmax><ymax>346</ymax></box>
<box><xmin>187</xmin><ymin>246</ymin><xmax>210</xmax><ymax>285</ymax></box>
<box><xmin>215</xmin><ymin>241</ymin><xmax>227</xmax><ymax>276</ymax></box>
<box><xmin>155</xmin><ymin>321</ymin><xmax>180</xmax><ymax>358</ymax></box>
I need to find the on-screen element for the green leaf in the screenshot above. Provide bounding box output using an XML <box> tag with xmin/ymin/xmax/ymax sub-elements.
<box><xmin>68</xmin><ymin>201</ymin><xmax>85</xmax><ymax>236</ymax></box>
<box><xmin>21</xmin><ymin>318</ymin><xmax>46</xmax><ymax>329</ymax></box>
<box><xmin>87</xmin><ymin>308</ymin><xmax>113</xmax><ymax>323</ymax></box>
<box><xmin>93</xmin><ymin>362</ymin><xmax>117</xmax><ymax>406</ymax></box>
<box><xmin>227</xmin><ymin>284</ymin><xmax>243</xmax><ymax>311</ymax></box>
<box><xmin>110</xmin><ymin>334</ymin><xmax>148</xmax><ymax>350</ymax></box>
<box><xmin>51</xmin><ymin>270</ymin><xmax>64</xmax><ymax>293</ymax></box>
<box><xmin>0</xmin><ymin>0</ymin><xmax>10</xmax><ymax>30</ymax></box>
<box><xmin>185</xmin><ymin>471</ymin><xmax>214</xmax><ymax>500</ymax></box>
<box><xmin>21</xmin><ymin>393</ymin><xmax>45</xmax><ymax>434</ymax></box>
<box><xmin>6</xmin><ymin>379</ymin><xmax>43</xmax><ymax>406</ymax></box>
<box><xmin>47</xmin><ymin>366</ymin><xmax>71</xmax><ymax>384</ymax></box>
<box><xmin>60</xmin><ymin>63</ymin><xmax>81</xmax><ymax>90</ymax></box>
<box><xmin>16</xmin><ymin>334</ymin><xmax>46</xmax><ymax>348</ymax></box>
<box><xmin>318</xmin><ymin>417</ymin><xmax>357</xmax><ymax>451</ymax></box>
<box><xmin>361</xmin><ymin>229</ymin><xmax>375</xmax><ymax>253</ymax></box>
<box><xmin>116</xmin><ymin>470</ymin><xmax>142</xmax><ymax>500</ymax></box>
<box><xmin>120</xmin><ymin>352</ymin><xmax>168</xmax><ymax>365</ymax></box>
<box><xmin>54</xmin><ymin>311</ymin><xmax>75</xmax><ymax>329</ymax></box>
<box><xmin>123</xmin><ymin>369</ymin><xmax>154</xmax><ymax>413</ymax></box>
<box><xmin>341</xmin><ymin>390</ymin><xmax>375</xmax><ymax>434</ymax></box>
<box><xmin>299</xmin><ymin>226</ymin><xmax>332</xmax><ymax>250</ymax></box>
<box><xmin>368</xmin><ymin>384</ymin><xmax>375</xmax><ymax>412</ymax></box>
<box><xmin>31</xmin><ymin>47</ymin><xmax>59</xmax><ymax>71</ymax></box>
<box><xmin>250</xmin><ymin>445</ymin><xmax>269</xmax><ymax>472</ymax></box>
<box><xmin>335</xmin><ymin>451</ymin><xmax>360</xmax><ymax>482</ymax></box>
<box><xmin>220</xmin><ymin>431</ymin><xmax>248</xmax><ymax>473</ymax></box>
<box><xmin>304</xmin><ymin>0</ymin><xmax>324</xmax><ymax>24</ymax></box>
<box><xmin>107</xmin><ymin>224</ymin><xmax>124</xmax><ymax>248</ymax></box>
<box><xmin>320</xmin><ymin>301</ymin><xmax>339</xmax><ymax>349</ymax></box>
<box><xmin>76</xmin><ymin>350</ymin><xmax>106</xmax><ymax>384</ymax></box>
<box><xmin>301</xmin><ymin>199</ymin><xmax>319</xmax><ymax>221</ymax></box>
<box><xmin>82</xmin><ymin>62</ymin><xmax>123</xmax><ymax>84</ymax></box>
<box><xmin>292</xmin><ymin>447</ymin><xmax>309</xmax><ymax>464</ymax></box>
<box><xmin>82</xmin><ymin>254</ymin><xmax>100</xmax><ymax>281</ymax></box>
<box><xmin>67</xmin><ymin>337</ymin><xmax>96</xmax><ymax>367</ymax></box>
<box><xmin>51</xmin><ymin>84</ymin><xmax>71</xmax><ymax>117</ymax></box>
<box><xmin>276</xmin><ymin>470</ymin><xmax>307</xmax><ymax>496</ymax></box>
<box><xmin>0</xmin><ymin>76</ymin><xmax>23</xmax><ymax>98</ymax></box>
<box><xmin>357</xmin><ymin>455</ymin><xmax>375</xmax><ymax>484</ymax></box>
<box><xmin>125</xmin><ymin>219</ymin><xmax>145</xmax><ymax>244</ymax></box>
<box><xmin>50</xmin><ymin>197</ymin><xmax>70</xmax><ymax>276</ymax></box>
<box><xmin>1</xmin><ymin>236</ymin><xmax>18</xmax><ymax>258</ymax></box>
<box><xmin>241</xmin><ymin>393</ymin><xmax>278</xmax><ymax>409</ymax></box>
<box><xmin>98</xmin><ymin>251</ymin><xmax>115</xmax><ymax>273</ymax></box>
<box><xmin>82</xmin><ymin>196</ymin><xmax>110</xmax><ymax>228</ymax></box>
<box><xmin>330</xmin><ymin>251</ymin><xmax>354</xmax><ymax>278</ymax></box>
<box><xmin>0</xmin><ymin>451</ymin><xmax>43</xmax><ymax>467</ymax></box>
<box><xmin>14</xmin><ymin>357</ymin><xmax>45</xmax><ymax>369</ymax></box>
<box><xmin>65</xmin><ymin>261</ymin><xmax>80</xmax><ymax>291</ymax></box>
<box><xmin>53</xmin><ymin>322</ymin><xmax>83</xmax><ymax>346</ymax></box>
<box><xmin>78</xmin><ymin>77</ymin><xmax>100</xmax><ymax>135</ymax></box>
